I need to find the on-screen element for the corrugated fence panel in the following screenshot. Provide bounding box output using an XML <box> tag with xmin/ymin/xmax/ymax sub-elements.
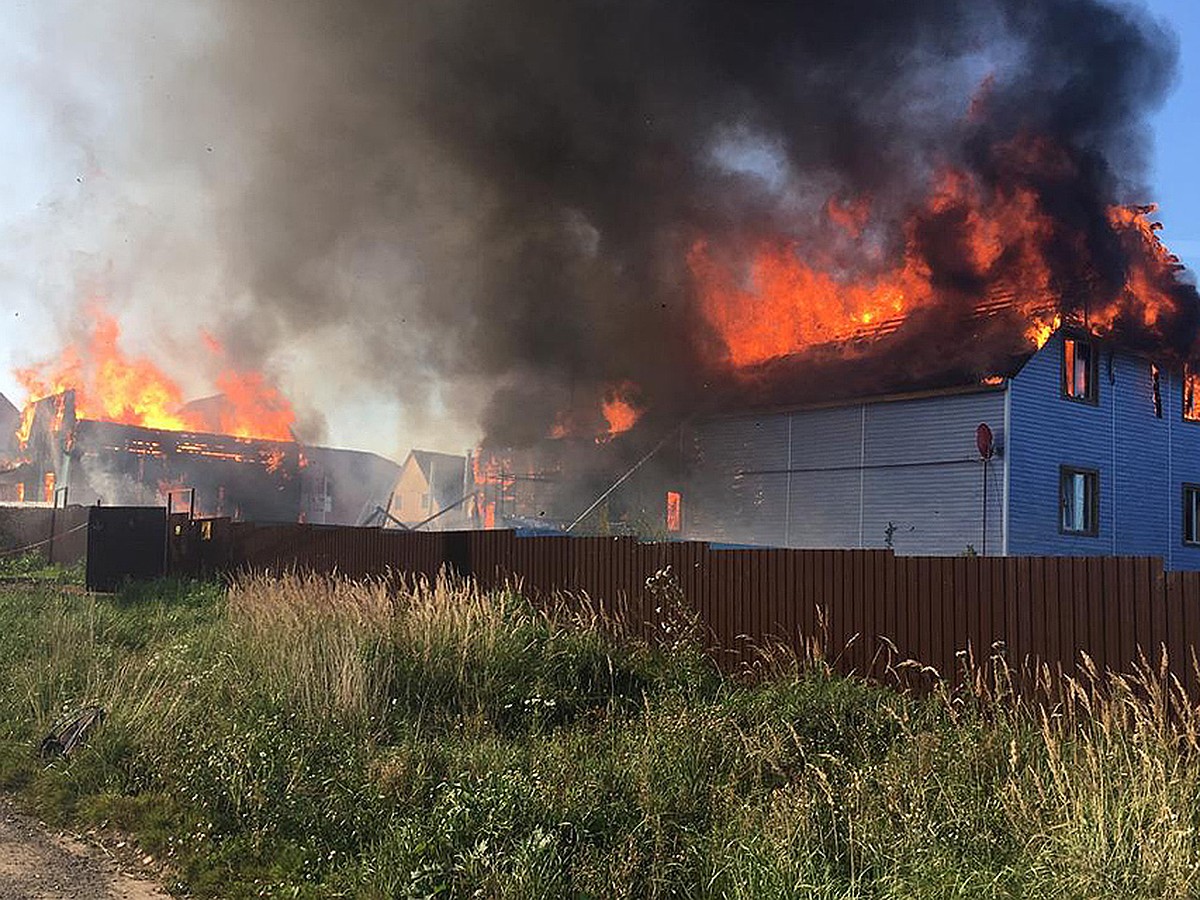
<box><xmin>155</xmin><ymin>522</ymin><xmax>1200</xmax><ymax>699</ymax></box>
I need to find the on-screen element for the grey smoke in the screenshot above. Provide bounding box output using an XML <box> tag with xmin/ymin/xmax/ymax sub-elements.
<box><xmin>14</xmin><ymin>0</ymin><xmax>1193</xmax><ymax>448</ymax></box>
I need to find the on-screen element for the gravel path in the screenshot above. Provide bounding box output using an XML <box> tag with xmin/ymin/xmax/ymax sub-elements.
<box><xmin>0</xmin><ymin>798</ymin><xmax>169</xmax><ymax>900</ymax></box>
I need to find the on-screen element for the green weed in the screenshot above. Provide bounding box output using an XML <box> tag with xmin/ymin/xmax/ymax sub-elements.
<box><xmin>0</xmin><ymin>573</ymin><xmax>1198</xmax><ymax>898</ymax></box>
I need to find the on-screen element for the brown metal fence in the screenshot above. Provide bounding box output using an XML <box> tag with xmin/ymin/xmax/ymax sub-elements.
<box><xmin>164</xmin><ymin>519</ymin><xmax>1200</xmax><ymax>690</ymax></box>
<box><xmin>0</xmin><ymin>504</ymin><xmax>90</xmax><ymax>566</ymax></box>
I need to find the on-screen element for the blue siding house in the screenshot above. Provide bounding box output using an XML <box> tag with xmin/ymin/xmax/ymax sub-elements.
<box><xmin>685</xmin><ymin>329</ymin><xmax>1200</xmax><ymax>569</ymax></box>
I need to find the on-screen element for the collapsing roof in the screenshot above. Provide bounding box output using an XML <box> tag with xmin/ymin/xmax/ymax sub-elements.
<box><xmin>13</xmin><ymin>389</ymin><xmax>397</xmax><ymax>525</ymax></box>
<box><xmin>714</xmin><ymin>298</ymin><xmax>1044</xmax><ymax>416</ymax></box>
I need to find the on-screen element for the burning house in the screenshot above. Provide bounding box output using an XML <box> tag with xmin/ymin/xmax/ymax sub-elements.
<box><xmin>302</xmin><ymin>446</ymin><xmax>400</xmax><ymax>526</ymax></box>
<box><xmin>685</xmin><ymin>324</ymin><xmax>1200</xmax><ymax>562</ymax></box>
<box><xmin>2</xmin><ymin>307</ymin><xmax>399</xmax><ymax>525</ymax></box>
<box><xmin>4</xmin><ymin>2</ymin><xmax>1199</xmax><ymax>564</ymax></box>
<box><xmin>467</xmin><ymin>434</ymin><xmax>685</xmax><ymax>536</ymax></box>
<box><xmin>12</xmin><ymin>390</ymin><xmax>397</xmax><ymax>525</ymax></box>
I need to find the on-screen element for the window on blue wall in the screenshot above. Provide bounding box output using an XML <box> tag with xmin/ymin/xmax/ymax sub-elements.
<box><xmin>1184</xmin><ymin>367</ymin><xmax>1200</xmax><ymax>422</ymax></box>
<box><xmin>1060</xmin><ymin>466</ymin><xmax>1099</xmax><ymax>535</ymax></box>
<box><xmin>1184</xmin><ymin>485</ymin><xmax>1200</xmax><ymax>545</ymax></box>
<box><xmin>1152</xmin><ymin>364</ymin><xmax>1163</xmax><ymax>418</ymax></box>
<box><xmin>1062</xmin><ymin>337</ymin><xmax>1097</xmax><ymax>404</ymax></box>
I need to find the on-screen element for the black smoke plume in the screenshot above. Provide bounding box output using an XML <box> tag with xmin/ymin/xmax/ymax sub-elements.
<box><xmin>37</xmin><ymin>0</ymin><xmax>1196</xmax><ymax>446</ymax></box>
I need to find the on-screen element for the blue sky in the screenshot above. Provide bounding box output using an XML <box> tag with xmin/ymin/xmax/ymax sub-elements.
<box><xmin>711</xmin><ymin>0</ymin><xmax>1200</xmax><ymax>272</ymax></box>
<box><xmin>0</xmin><ymin>0</ymin><xmax>1196</xmax><ymax>456</ymax></box>
<box><xmin>1145</xmin><ymin>0</ymin><xmax>1200</xmax><ymax>271</ymax></box>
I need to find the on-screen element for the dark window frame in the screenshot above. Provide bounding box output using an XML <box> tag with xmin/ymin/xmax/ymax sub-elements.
<box><xmin>665</xmin><ymin>490</ymin><xmax>683</xmax><ymax>533</ymax></box>
<box><xmin>1183</xmin><ymin>366</ymin><xmax>1200</xmax><ymax>424</ymax></box>
<box><xmin>1059</xmin><ymin>465</ymin><xmax>1100</xmax><ymax>537</ymax></box>
<box><xmin>1152</xmin><ymin>363</ymin><xmax>1163</xmax><ymax>419</ymax></box>
<box><xmin>1184</xmin><ymin>483</ymin><xmax>1200</xmax><ymax>547</ymax></box>
<box><xmin>1061</xmin><ymin>334</ymin><xmax>1099</xmax><ymax>406</ymax></box>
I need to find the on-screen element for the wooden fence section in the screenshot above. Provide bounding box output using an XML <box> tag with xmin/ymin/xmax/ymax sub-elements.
<box><xmin>169</xmin><ymin>519</ymin><xmax>1197</xmax><ymax>690</ymax></box>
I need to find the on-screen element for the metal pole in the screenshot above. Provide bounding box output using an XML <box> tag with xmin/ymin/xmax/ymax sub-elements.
<box><xmin>410</xmin><ymin>493</ymin><xmax>471</xmax><ymax>530</ymax></box>
<box><xmin>566</xmin><ymin>432</ymin><xmax>675</xmax><ymax>533</ymax></box>
<box><xmin>982</xmin><ymin>458</ymin><xmax>988</xmax><ymax>557</ymax></box>
<box><xmin>164</xmin><ymin>491</ymin><xmax>175</xmax><ymax>577</ymax></box>
<box><xmin>48</xmin><ymin>485</ymin><xmax>67</xmax><ymax>564</ymax></box>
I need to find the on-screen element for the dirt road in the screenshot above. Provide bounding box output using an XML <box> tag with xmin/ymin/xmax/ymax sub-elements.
<box><xmin>0</xmin><ymin>798</ymin><xmax>169</xmax><ymax>900</ymax></box>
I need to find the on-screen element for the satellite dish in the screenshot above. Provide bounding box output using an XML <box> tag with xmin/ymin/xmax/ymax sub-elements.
<box><xmin>976</xmin><ymin>423</ymin><xmax>994</xmax><ymax>460</ymax></box>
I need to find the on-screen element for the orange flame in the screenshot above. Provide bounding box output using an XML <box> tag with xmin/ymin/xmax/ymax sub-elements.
<box><xmin>15</xmin><ymin>305</ymin><xmax>296</xmax><ymax>443</ymax></box>
<box><xmin>545</xmin><ymin>381</ymin><xmax>645</xmax><ymax>442</ymax></box>
<box><xmin>691</xmin><ymin>135</ymin><xmax>1182</xmax><ymax>370</ymax></box>
<box><xmin>1025</xmin><ymin>314</ymin><xmax>1062</xmax><ymax>350</ymax></box>
<box><xmin>692</xmin><ymin>163</ymin><xmax>1059</xmax><ymax>368</ymax></box>
<box><xmin>15</xmin><ymin>404</ymin><xmax>36</xmax><ymax>447</ymax></box>
<box><xmin>471</xmin><ymin>449</ymin><xmax>513</xmax><ymax>529</ymax></box>
<box><xmin>600</xmin><ymin>382</ymin><xmax>642</xmax><ymax>439</ymax></box>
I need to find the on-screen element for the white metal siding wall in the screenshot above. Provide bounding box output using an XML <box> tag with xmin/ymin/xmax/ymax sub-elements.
<box><xmin>787</xmin><ymin>406</ymin><xmax>862</xmax><ymax>547</ymax></box>
<box><xmin>862</xmin><ymin>395</ymin><xmax>1005</xmax><ymax>555</ymax></box>
<box><xmin>687</xmin><ymin>413</ymin><xmax>789</xmax><ymax>545</ymax></box>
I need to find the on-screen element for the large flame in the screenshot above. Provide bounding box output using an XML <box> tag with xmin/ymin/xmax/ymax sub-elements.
<box><xmin>15</xmin><ymin>305</ymin><xmax>296</xmax><ymax>443</ymax></box>
<box><xmin>691</xmin><ymin>136</ymin><xmax>1187</xmax><ymax>370</ymax></box>
<box><xmin>471</xmin><ymin>449</ymin><xmax>512</xmax><ymax>529</ymax></box>
<box><xmin>545</xmin><ymin>381</ymin><xmax>645</xmax><ymax>442</ymax></box>
<box><xmin>600</xmin><ymin>381</ymin><xmax>642</xmax><ymax>440</ymax></box>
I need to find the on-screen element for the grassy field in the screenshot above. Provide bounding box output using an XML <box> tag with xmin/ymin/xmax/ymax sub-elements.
<box><xmin>1</xmin><ymin>556</ymin><xmax>1200</xmax><ymax>898</ymax></box>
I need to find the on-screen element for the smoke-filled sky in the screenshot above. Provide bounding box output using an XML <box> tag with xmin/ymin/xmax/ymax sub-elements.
<box><xmin>0</xmin><ymin>0</ymin><xmax>1197</xmax><ymax>459</ymax></box>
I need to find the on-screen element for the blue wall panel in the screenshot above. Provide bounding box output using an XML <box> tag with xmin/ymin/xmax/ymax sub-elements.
<box><xmin>1007</xmin><ymin>332</ymin><xmax>1200</xmax><ymax>568</ymax></box>
<box><xmin>1008</xmin><ymin>332</ymin><xmax>1116</xmax><ymax>557</ymax></box>
<box><xmin>1165</xmin><ymin>367</ymin><xmax>1200</xmax><ymax>569</ymax></box>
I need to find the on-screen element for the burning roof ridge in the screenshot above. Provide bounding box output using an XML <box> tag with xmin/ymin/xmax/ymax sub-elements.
<box><xmin>79</xmin><ymin>414</ymin><xmax>297</xmax><ymax>447</ymax></box>
<box><xmin>819</xmin><ymin>287</ymin><xmax>1062</xmax><ymax>349</ymax></box>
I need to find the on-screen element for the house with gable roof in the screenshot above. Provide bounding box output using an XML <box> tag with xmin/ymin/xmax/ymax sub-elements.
<box><xmin>684</xmin><ymin>327</ymin><xmax>1200</xmax><ymax>569</ymax></box>
<box><xmin>385</xmin><ymin>450</ymin><xmax>470</xmax><ymax>528</ymax></box>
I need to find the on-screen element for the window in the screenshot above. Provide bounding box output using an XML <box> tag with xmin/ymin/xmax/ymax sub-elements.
<box><xmin>1152</xmin><ymin>364</ymin><xmax>1163</xmax><ymax>418</ymax></box>
<box><xmin>1060</xmin><ymin>466</ymin><xmax>1099</xmax><ymax>535</ymax></box>
<box><xmin>1185</xmin><ymin>367</ymin><xmax>1200</xmax><ymax>422</ymax></box>
<box><xmin>1185</xmin><ymin>485</ymin><xmax>1200</xmax><ymax>545</ymax></box>
<box><xmin>666</xmin><ymin>491</ymin><xmax>682</xmax><ymax>533</ymax></box>
<box><xmin>1062</xmin><ymin>336</ymin><xmax>1097</xmax><ymax>404</ymax></box>
<box><xmin>420</xmin><ymin>493</ymin><xmax>430</xmax><ymax>511</ymax></box>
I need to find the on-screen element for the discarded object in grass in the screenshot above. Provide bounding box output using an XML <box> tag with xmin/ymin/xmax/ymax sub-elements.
<box><xmin>39</xmin><ymin>706</ymin><xmax>105</xmax><ymax>757</ymax></box>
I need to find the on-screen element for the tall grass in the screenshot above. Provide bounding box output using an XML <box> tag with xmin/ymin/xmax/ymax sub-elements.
<box><xmin>1</xmin><ymin>571</ymin><xmax>1200</xmax><ymax>897</ymax></box>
